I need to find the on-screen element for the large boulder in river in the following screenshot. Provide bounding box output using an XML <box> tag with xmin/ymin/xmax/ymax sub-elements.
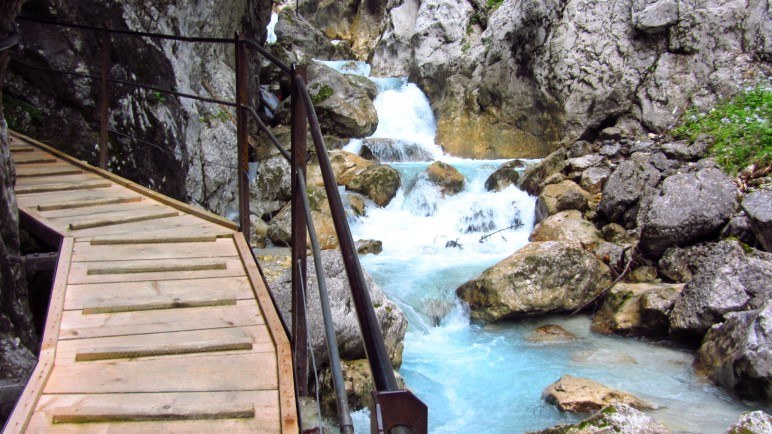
<box><xmin>639</xmin><ymin>168</ymin><xmax>738</xmax><ymax>255</ymax></box>
<box><xmin>742</xmin><ymin>188</ymin><xmax>772</xmax><ymax>252</ymax></box>
<box><xmin>307</xmin><ymin>62</ymin><xmax>379</xmax><ymax>138</ymax></box>
<box><xmin>726</xmin><ymin>411</ymin><xmax>772</xmax><ymax>434</ymax></box>
<box><xmin>518</xmin><ymin>148</ymin><xmax>568</xmax><ymax>196</ymax></box>
<box><xmin>346</xmin><ymin>164</ymin><xmax>401</xmax><ymax>207</ymax></box>
<box><xmin>535</xmin><ymin>181</ymin><xmax>592</xmax><ymax>223</ymax></box>
<box><xmin>271</xmin><ymin>250</ymin><xmax>407</xmax><ymax>369</ymax></box>
<box><xmin>530</xmin><ymin>210</ymin><xmax>601</xmax><ymax>249</ymax></box>
<box><xmin>598</xmin><ymin>160</ymin><xmax>661</xmax><ymax>225</ymax></box>
<box><xmin>529</xmin><ymin>403</ymin><xmax>671</xmax><ymax>434</ymax></box>
<box><xmin>426</xmin><ymin>161</ymin><xmax>465</xmax><ymax>196</ymax></box>
<box><xmin>592</xmin><ymin>282</ymin><xmax>683</xmax><ymax>337</ymax></box>
<box><xmin>485</xmin><ymin>159</ymin><xmax>524</xmax><ymax>192</ymax></box>
<box><xmin>696</xmin><ymin>301</ymin><xmax>772</xmax><ymax>402</ymax></box>
<box><xmin>456</xmin><ymin>242</ymin><xmax>612</xmax><ymax>322</ymax></box>
<box><xmin>542</xmin><ymin>375</ymin><xmax>654</xmax><ymax>413</ymax></box>
<box><xmin>328</xmin><ymin>149</ymin><xmax>374</xmax><ymax>185</ymax></box>
<box><xmin>669</xmin><ymin>240</ymin><xmax>772</xmax><ymax>338</ymax></box>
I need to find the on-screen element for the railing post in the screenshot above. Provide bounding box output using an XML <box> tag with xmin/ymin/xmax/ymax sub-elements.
<box><xmin>98</xmin><ymin>23</ymin><xmax>110</xmax><ymax>169</ymax></box>
<box><xmin>290</xmin><ymin>64</ymin><xmax>309</xmax><ymax>396</ymax></box>
<box><xmin>235</xmin><ymin>32</ymin><xmax>250</xmax><ymax>244</ymax></box>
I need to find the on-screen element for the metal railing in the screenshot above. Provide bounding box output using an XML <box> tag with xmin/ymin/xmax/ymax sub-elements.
<box><xmin>9</xmin><ymin>14</ymin><xmax>427</xmax><ymax>434</ymax></box>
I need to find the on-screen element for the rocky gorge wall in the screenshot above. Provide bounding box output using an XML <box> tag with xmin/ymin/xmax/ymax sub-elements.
<box><xmin>301</xmin><ymin>0</ymin><xmax>770</xmax><ymax>159</ymax></box>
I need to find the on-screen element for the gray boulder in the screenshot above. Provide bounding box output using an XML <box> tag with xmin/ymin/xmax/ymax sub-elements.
<box><xmin>346</xmin><ymin>164</ymin><xmax>401</xmax><ymax>207</ymax></box>
<box><xmin>640</xmin><ymin>168</ymin><xmax>738</xmax><ymax>255</ymax></box>
<box><xmin>271</xmin><ymin>250</ymin><xmax>407</xmax><ymax>369</ymax></box>
<box><xmin>535</xmin><ymin>181</ymin><xmax>592</xmax><ymax>223</ymax></box>
<box><xmin>580</xmin><ymin>166</ymin><xmax>611</xmax><ymax>195</ymax></box>
<box><xmin>307</xmin><ymin>62</ymin><xmax>378</xmax><ymax>138</ymax></box>
<box><xmin>485</xmin><ymin>159</ymin><xmax>524</xmax><ymax>192</ymax></box>
<box><xmin>528</xmin><ymin>403</ymin><xmax>671</xmax><ymax>434</ymax></box>
<box><xmin>456</xmin><ymin>241</ymin><xmax>612</xmax><ymax>322</ymax></box>
<box><xmin>658</xmin><ymin>243</ymin><xmax>715</xmax><ymax>283</ymax></box>
<box><xmin>599</xmin><ymin>160</ymin><xmax>660</xmax><ymax>224</ymax></box>
<box><xmin>592</xmin><ymin>282</ymin><xmax>683</xmax><ymax>337</ymax></box>
<box><xmin>669</xmin><ymin>240</ymin><xmax>772</xmax><ymax>337</ymax></box>
<box><xmin>250</xmin><ymin>155</ymin><xmax>291</xmax><ymax>220</ymax></box>
<box><xmin>742</xmin><ymin>188</ymin><xmax>772</xmax><ymax>252</ymax></box>
<box><xmin>726</xmin><ymin>411</ymin><xmax>772</xmax><ymax>434</ymax></box>
<box><xmin>696</xmin><ymin>301</ymin><xmax>772</xmax><ymax>402</ymax></box>
<box><xmin>632</xmin><ymin>0</ymin><xmax>678</xmax><ymax>34</ymax></box>
<box><xmin>518</xmin><ymin>148</ymin><xmax>568</xmax><ymax>196</ymax></box>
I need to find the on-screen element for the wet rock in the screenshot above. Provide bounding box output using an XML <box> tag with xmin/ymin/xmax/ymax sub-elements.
<box><xmin>485</xmin><ymin>159</ymin><xmax>524</xmax><ymax>192</ymax></box>
<box><xmin>640</xmin><ymin>168</ymin><xmax>738</xmax><ymax>255</ymax></box>
<box><xmin>519</xmin><ymin>148</ymin><xmax>568</xmax><ymax>196</ymax></box>
<box><xmin>542</xmin><ymin>375</ymin><xmax>654</xmax><ymax>413</ymax></box>
<box><xmin>456</xmin><ymin>241</ymin><xmax>612</xmax><ymax>322</ymax></box>
<box><xmin>360</xmin><ymin>138</ymin><xmax>432</xmax><ymax>162</ymax></box>
<box><xmin>271</xmin><ymin>250</ymin><xmax>407</xmax><ymax>369</ymax></box>
<box><xmin>658</xmin><ymin>244</ymin><xmax>714</xmax><ymax>283</ymax></box>
<box><xmin>328</xmin><ymin>150</ymin><xmax>374</xmax><ymax>185</ymax></box>
<box><xmin>307</xmin><ymin>62</ymin><xmax>378</xmax><ymax>138</ymax></box>
<box><xmin>529</xmin><ymin>403</ymin><xmax>671</xmax><ymax>434</ymax></box>
<box><xmin>669</xmin><ymin>240</ymin><xmax>772</xmax><ymax>338</ymax></box>
<box><xmin>527</xmin><ymin>324</ymin><xmax>577</xmax><ymax>343</ymax></box>
<box><xmin>426</xmin><ymin>161</ymin><xmax>465</xmax><ymax>196</ymax></box>
<box><xmin>356</xmin><ymin>239</ymin><xmax>382</xmax><ymax>255</ymax></box>
<box><xmin>599</xmin><ymin>160</ymin><xmax>661</xmax><ymax>225</ymax></box>
<box><xmin>319</xmin><ymin>359</ymin><xmax>406</xmax><ymax>415</ymax></box>
<box><xmin>346</xmin><ymin>192</ymin><xmax>367</xmax><ymax>217</ymax></box>
<box><xmin>592</xmin><ymin>283</ymin><xmax>683</xmax><ymax>337</ymax></box>
<box><xmin>696</xmin><ymin>301</ymin><xmax>772</xmax><ymax>402</ymax></box>
<box><xmin>742</xmin><ymin>188</ymin><xmax>772</xmax><ymax>252</ymax></box>
<box><xmin>535</xmin><ymin>181</ymin><xmax>592</xmax><ymax>223</ymax></box>
<box><xmin>726</xmin><ymin>411</ymin><xmax>772</xmax><ymax>434</ymax></box>
<box><xmin>530</xmin><ymin>210</ymin><xmax>601</xmax><ymax>249</ymax></box>
<box><xmin>580</xmin><ymin>166</ymin><xmax>611</xmax><ymax>195</ymax></box>
<box><xmin>346</xmin><ymin>164</ymin><xmax>401</xmax><ymax>207</ymax></box>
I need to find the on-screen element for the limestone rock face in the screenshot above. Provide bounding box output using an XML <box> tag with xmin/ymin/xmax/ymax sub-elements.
<box><xmin>592</xmin><ymin>282</ymin><xmax>683</xmax><ymax>337</ymax></box>
<box><xmin>542</xmin><ymin>375</ymin><xmax>654</xmax><ymax>413</ymax></box>
<box><xmin>696</xmin><ymin>302</ymin><xmax>772</xmax><ymax>402</ymax></box>
<box><xmin>640</xmin><ymin>168</ymin><xmax>738</xmax><ymax>255</ymax></box>
<box><xmin>530</xmin><ymin>210</ymin><xmax>601</xmax><ymax>249</ymax></box>
<box><xmin>426</xmin><ymin>161</ymin><xmax>465</xmax><ymax>196</ymax></box>
<box><xmin>669</xmin><ymin>240</ymin><xmax>772</xmax><ymax>338</ymax></box>
<box><xmin>456</xmin><ymin>242</ymin><xmax>612</xmax><ymax>322</ymax></box>
<box><xmin>529</xmin><ymin>403</ymin><xmax>672</xmax><ymax>434</ymax></box>
<box><xmin>599</xmin><ymin>160</ymin><xmax>661</xmax><ymax>225</ymax></box>
<box><xmin>742</xmin><ymin>188</ymin><xmax>772</xmax><ymax>252</ymax></box>
<box><xmin>271</xmin><ymin>250</ymin><xmax>407</xmax><ymax>370</ymax></box>
<box><xmin>726</xmin><ymin>411</ymin><xmax>772</xmax><ymax>434</ymax></box>
<box><xmin>346</xmin><ymin>164</ymin><xmax>401</xmax><ymax>207</ymax></box>
<box><xmin>307</xmin><ymin>62</ymin><xmax>378</xmax><ymax>139</ymax></box>
<box><xmin>274</xmin><ymin>8</ymin><xmax>355</xmax><ymax>60</ymax></box>
<box><xmin>535</xmin><ymin>181</ymin><xmax>592</xmax><ymax>223</ymax></box>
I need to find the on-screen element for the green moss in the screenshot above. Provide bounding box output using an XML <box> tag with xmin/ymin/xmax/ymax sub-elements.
<box><xmin>487</xmin><ymin>0</ymin><xmax>505</xmax><ymax>10</ymax></box>
<box><xmin>601</xmin><ymin>406</ymin><xmax>618</xmax><ymax>415</ymax></box>
<box><xmin>310</xmin><ymin>84</ymin><xmax>334</xmax><ymax>105</ymax></box>
<box><xmin>672</xmin><ymin>85</ymin><xmax>771</xmax><ymax>175</ymax></box>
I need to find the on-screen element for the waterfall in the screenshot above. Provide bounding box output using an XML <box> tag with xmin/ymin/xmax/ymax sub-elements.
<box><xmin>316</xmin><ymin>61</ymin><xmax>760</xmax><ymax>433</ymax></box>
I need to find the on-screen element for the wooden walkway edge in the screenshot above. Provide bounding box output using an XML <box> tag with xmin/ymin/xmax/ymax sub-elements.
<box><xmin>4</xmin><ymin>131</ymin><xmax>298</xmax><ymax>433</ymax></box>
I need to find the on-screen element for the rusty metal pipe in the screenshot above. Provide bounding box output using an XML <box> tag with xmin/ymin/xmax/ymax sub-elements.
<box><xmin>244</xmin><ymin>105</ymin><xmax>291</xmax><ymax>162</ymax></box>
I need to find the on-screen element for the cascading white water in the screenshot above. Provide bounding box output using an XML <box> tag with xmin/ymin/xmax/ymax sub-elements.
<box><xmin>315</xmin><ymin>62</ymin><xmax>764</xmax><ymax>433</ymax></box>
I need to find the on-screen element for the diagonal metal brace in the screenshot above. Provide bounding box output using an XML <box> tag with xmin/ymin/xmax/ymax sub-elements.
<box><xmin>371</xmin><ymin>389</ymin><xmax>428</xmax><ymax>434</ymax></box>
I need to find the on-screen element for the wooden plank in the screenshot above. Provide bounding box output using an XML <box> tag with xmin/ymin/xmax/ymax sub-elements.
<box><xmin>13</xmin><ymin>154</ymin><xmax>58</xmax><ymax>165</ymax></box>
<box><xmin>51</xmin><ymin>402</ymin><xmax>255</xmax><ymax>423</ymax></box>
<box><xmin>81</xmin><ymin>297</ymin><xmax>237</xmax><ymax>315</ymax></box>
<box><xmin>40</xmin><ymin>200</ymin><xmax>158</xmax><ymax>219</ymax></box>
<box><xmin>67</xmin><ymin>214</ymin><xmax>235</xmax><ymax>238</ymax></box>
<box><xmin>38</xmin><ymin>196</ymin><xmax>142</xmax><ymax>212</ymax></box>
<box><xmin>15</xmin><ymin>173</ymin><xmax>101</xmax><ymax>186</ymax></box>
<box><xmin>68</xmin><ymin>257</ymin><xmax>245</xmax><ymax>284</ymax></box>
<box><xmin>28</xmin><ymin>391</ymin><xmax>280</xmax><ymax>433</ymax></box>
<box><xmin>10</xmin><ymin>144</ymin><xmax>34</xmax><ymax>153</ymax></box>
<box><xmin>85</xmin><ymin>258</ymin><xmax>227</xmax><ymax>275</ymax></box>
<box><xmin>74</xmin><ymin>328</ymin><xmax>253</xmax><ymax>361</ymax></box>
<box><xmin>59</xmin><ymin>300</ymin><xmax>265</xmax><ymax>340</ymax></box>
<box><xmin>10</xmin><ymin>131</ymin><xmax>239</xmax><ymax>231</ymax></box>
<box><xmin>57</xmin><ymin>326</ymin><xmax>274</xmax><ymax>365</ymax></box>
<box><xmin>73</xmin><ymin>238</ymin><xmax>238</xmax><ymax>262</ymax></box>
<box><xmin>44</xmin><ymin>352</ymin><xmax>279</xmax><ymax>393</ymax></box>
<box><xmin>14</xmin><ymin>180</ymin><xmax>111</xmax><ymax>195</ymax></box>
<box><xmin>91</xmin><ymin>233</ymin><xmax>218</xmax><ymax>245</ymax></box>
<box><xmin>65</xmin><ymin>208</ymin><xmax>180</xmax><ymax>230</ymax></box>
<box><xmin>64</xmin><ymin>276</ymin><xmax>253</xmax><ymax>311</ymax></box>
<box><xmin>16</xmin><ymin>185</ymin><xmax>140</xmax><ymax>208</ymax></box>
<box><xmin>16</xmin><ymin>165</ymin><xmax>83</xmax><ymax>178</ymax></box>
<box><xmin>4</xmin><ymin>239</ymin><xmax>74</xmax><ymax>433</ymax></box>
<box><xmin>234</xmin><ymin>234</ymin><xmax>299</xmax><ymax>433</ymax></box>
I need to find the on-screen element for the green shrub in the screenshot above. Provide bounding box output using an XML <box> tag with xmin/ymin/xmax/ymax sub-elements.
<box><xmin>487</xmin><ymin>0</ymin><xmax>505</xmax><ymax>10</ymax></box>
<box><xmin>673</xmin><ymin>86</ymin><xmax>771</xmax><ymax>175</ymax></box>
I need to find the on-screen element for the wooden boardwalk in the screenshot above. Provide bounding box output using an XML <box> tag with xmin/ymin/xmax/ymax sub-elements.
<box><xmin>4</xmin><ymin>132</ymin><xmax>298</xmax><ymax>433</ymax></box>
